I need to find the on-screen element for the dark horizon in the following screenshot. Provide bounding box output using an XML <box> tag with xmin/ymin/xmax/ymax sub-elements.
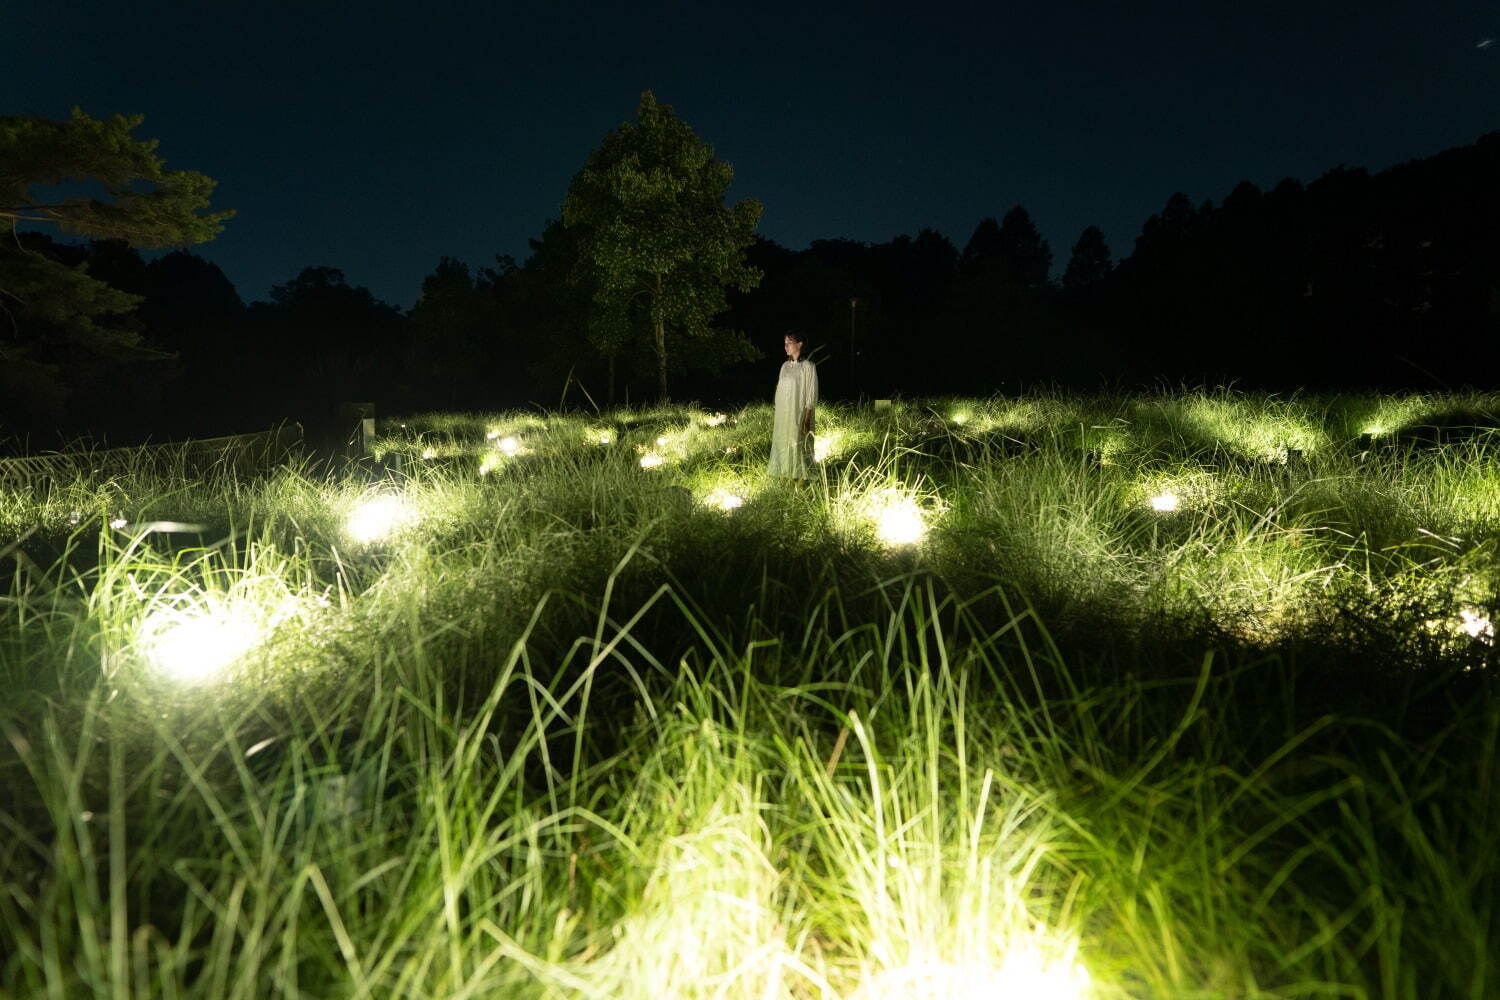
<box><xmin>10</xmin><ymin>1</ymin><xmax>1497</xmax><ymax>308</ymax></box>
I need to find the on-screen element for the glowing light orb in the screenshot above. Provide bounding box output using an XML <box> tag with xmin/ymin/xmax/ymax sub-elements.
<box><xmin>588</xmin><ymin>428</ymin><xmax>616</xmax><ymax>446</ymax></box>
<box><xmin>1150</xmin><ymin>492</ymin><xmax>1180</xmax><ymax>512</ymax></box>
<box><xmin>140</xmin><ymin>605</ymin><xmax>262</xmax><ymax>684</ymax></box>
<box><xmin>1362</xmin><ymin>424</ymin><xmax>1387</xmax><ymax>437</ymax></box>
<box><xmin>1460</xmin><ymin>607</ymin><xmax>1493</xmax><ymax>641</ymax></box>
<box><xmin>639</xmin><ymin>452</ymin><xmax>665</xmax><ymax>469</ymax></box>
<box><xmin>704</xmin><ymin>488</ymin><xmax>744</xmax><ymax>512</ymax></box>
<box><xmin>871</xmin><ymin>489</ymin><xmax>927</xmax><ymax>546</ymax></box>
<box><xmin>951</xmin><ymin>412</ymin><xmax>970</xmax><ymax>425</ymax></box>
<box><xmin>496</xmin><ymin>435</ymin><xmax>521</xmax><ymax>456</ymax></box>
<box><xmin>345</xmin><ymin>495</ymin><xmax>417</xmax><ymax>544</ymax></box>
<box><xmin>656</xmin><ymin>434</ymin><xmax>670</xmax><ymax>447</ymax></box>
<box><xmin>109</xmin><ymin>517</ymin><xmax>128</xmax><ymax>530</ymax></box>
<box><xmin>703</xmin><ymin>412</ymin><xmax>728</xmax><ymax>427</ymax></box>
<box><xmin>814</xmin><ymin>435</ymin><xmax>833</xmax><ymax>463</ymax></box>
<box><xmin>853</xmin><ymin>950</ymin><xmax>1090</xmax><ymax>1000</ymax></box>
<box><xmin>421</xmin><ymin>447</ymin><xmax>437</xmax><ymax>459</ymax></box>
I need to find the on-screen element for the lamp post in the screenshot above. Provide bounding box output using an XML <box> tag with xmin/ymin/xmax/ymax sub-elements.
<box><xmin>849</xmin><ymin>296</ymin><xmax>859</xmax><ymax>398</ymax></box>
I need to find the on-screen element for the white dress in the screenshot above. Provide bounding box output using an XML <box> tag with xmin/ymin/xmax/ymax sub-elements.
<box><xmin>768</xmin><ymin>358</ymin><xmax>818</xmax><ymax>478</ymax></box>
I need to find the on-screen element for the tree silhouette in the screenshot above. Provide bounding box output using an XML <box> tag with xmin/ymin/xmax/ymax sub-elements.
<box><xmin>959</xmin><ymin>217</ymin><xmax>1004</xmax><ymax>276</ymax></box>
<box><xmin>994</xmin><ymin>206</ymin><xmax>1052</xmax><ymax>290</ymax></box>
<box><xmin>240</xmin><ymin>266</ymin><xmax>406</xmax><ymax>428</ymax></box>
<box><xmin>1062</xmin><ymin>225</ymin><xmax>1112</xmax><ymax>296</ymax></box>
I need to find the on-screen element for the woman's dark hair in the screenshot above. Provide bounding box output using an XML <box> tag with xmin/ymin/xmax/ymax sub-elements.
<box><xmin>783</xmin><ymin>329</ymin><xmax>808</xmax><ymax>346</ymax></box>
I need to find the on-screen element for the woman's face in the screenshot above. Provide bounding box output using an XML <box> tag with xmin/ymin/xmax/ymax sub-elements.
<box><xmin>783</xmin><ymin>336</ymin><xmax>801</xmax><ymax>361</ymax></box>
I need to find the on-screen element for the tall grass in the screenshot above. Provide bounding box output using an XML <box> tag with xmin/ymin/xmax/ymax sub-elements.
<box><xmin>2</xmin><ymin>388</ymin><xmax>1497</xmax><ymax>996</ymax></box>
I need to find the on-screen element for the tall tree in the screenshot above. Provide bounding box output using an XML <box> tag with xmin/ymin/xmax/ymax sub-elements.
<box><xmin>960</xmin><ymin>217</ymin><xmax>1004</xmax><ymax>275</ymax></box>
<box><xmin>1062</xmin><ymin>225</ymin><xmax>1112</xmax><ymax>295</ymax></box>
<box><xmin>961</xmin><ymin>207</ymin><xmax>1052</xmax><ymax>288</ymax></box>
<box><xmin>995</xmin><ymin>205</ymin><xmax>1052</xmax><ymax>290</ymax></box>
<box><xmin>562</xmin><ymin>91</ymin><xmax>763</xmax><ymax>400</ymax></box>
<box><xmin>0</xmin><ymin>108</ymin><xmax>231</xmax><ymax>427</ymax></box>
<box><xmin>409</xmin><ymin>256</ymin><xmax>516</xmax><ymax>409</ymax></box>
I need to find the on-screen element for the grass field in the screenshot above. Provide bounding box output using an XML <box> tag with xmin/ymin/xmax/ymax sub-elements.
<box><xmin>2</xmin><ymin>389</ymin><xmax>1497</xmax><ymax>998</ymax></box>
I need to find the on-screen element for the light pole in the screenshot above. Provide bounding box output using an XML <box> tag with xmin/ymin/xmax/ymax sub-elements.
<box><xmin>849</xmin><ymin>296</ymin><xmax>859</xmax><ymax>398</ymax></box>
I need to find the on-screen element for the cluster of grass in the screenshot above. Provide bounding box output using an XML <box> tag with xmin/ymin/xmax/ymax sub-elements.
<box><xmin>2</xmin><ymin>388</ymin><xmax>1498</xmax><ymax>997</ymax></box>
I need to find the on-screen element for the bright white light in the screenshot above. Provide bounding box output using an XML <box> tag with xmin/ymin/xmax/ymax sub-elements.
<box><xmin>109</xmin><ymin>517</ymin><xmax>128</xmax><ymax>530</ymax></box>
<box><xmin>704</xmin><ymin>488</ymin><xmax>744</xmax><ymax>512</ymax></box>
<box><xmin>703</xmin><ymin>412</ymin><xmax>728</xmax><ymax>427</ymax></box>
<box><xmin>345</xmin><ymin>495</ymin><xmax>417</xmax><ymax>544</ymax></box>
<box><xmin>1460</xmin><ymin>607</ymin><xmax>1493</xmax><ymax>641</ymax></box>
<box><xmin>1150</xmin><ymin>492</ymin><xmax>1180</xmax><ymax>512</ymax></box>
<box><xmin>951</xmin><ymin>412</ymin><xmax>970</xmax><ymax>425</ymax></box>
<box><xmin>496</xmin><ymin>435</ymin><xmax>521</xmax><ymax>456</ymax></box>
<box><xmin>588</xmin><ymin>428</ymin><xmax>615</xmax><ymax>446</ymax></box>
<box><xmin>853</xmin><ymin>949</ymin><xmax>1090</xmax><ymax>1000</ymax></box>
<box><xmin>140</xmin><ymin>605</ymin><xmax>262</xmax><ymax>684</ymax></box>
<box><xmin>421</xmin><ymin>447</ymin><xmax>437</xmax><ymax>459</ymax></box>
<box><xmin>656</xmin><ymin>434</ymin><xmax>670</xmax><ymax>447</ymax></box>
<box><xmin>814</xmin><ymin>435</ymin><xmax>833</xmax><ymax>463</ymax></box>
<box><xmin>1362</xmin><ymin>424</ymin><xmax>1388</xmax><ymax>437</ymax></box>
<box><xmin>639</xmin><ymin>451</ymin><xmax>665</xmax><ymax>469</ymax></box>
<box><xmin>485</xmin><ymin>428</ymin><xmax>502</xmax><ymax>440</ymax></box>
<box><xmin>872</xmin><ymin>489</ymin><xmax>927</xmax><ymax>546</ymax></box>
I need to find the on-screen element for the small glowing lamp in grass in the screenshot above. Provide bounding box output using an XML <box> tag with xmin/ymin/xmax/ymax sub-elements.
<box><xmin>853</xmin><ymin>948</ymin><xmax>1091</xmax><ymax>1000</ymax></box>
<box><xmin>870</xmin><ymin>488</ymin><xmax>928</xmax><ymax>546</ymax></box>
<box><xmin>1460</xmin><ymin>607</ymin><xmax>1493</xmax><ymax>641</ymax></box>
<box><xmin>704</xmin><ymin>487</ymin><xmax>744</xmax><ymax>512</ymax></box>
<box><xmin>496</xmin><ymin>435</ymin><xmax>522</xmax><ymax>456</ymax></box>
<box><xmin>588</xmin><ymin>427</ymin><xmax>616</xmax><ymax>446</ymax></box>
<box><xmin>421</xmin><ymin>447</ymin><xmax>437</xmax><ymax>460</ymax></box>
<box><xmin>951</xmin><ymin>411</ymin><xmax>970</xmax><ymax>425</ymax></box>
<box><xmin>140</xmin><ymin>604</ymin><xmax>263</xmax><ymax>684</ymax></box>
<box><xmin>345</xmin><ymin>495</ymin><xmax>417</xmax><ymax>544</ymax></box>
<box><xmin>639</xmin><ymin>451</ymin><xmax>666</xmax><ymax>469</ymax></box>
<box><xmin>1150</xmin><ymin>491</ymin><xmax>1180</xmax><ymax>513</ymax></box>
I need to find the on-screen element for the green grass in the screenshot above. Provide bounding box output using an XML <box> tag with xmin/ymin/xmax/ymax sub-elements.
<box><xmin>1</xmin><ymin>388</ymin><xmax>1498</xmax><ymax>997</ymax></box>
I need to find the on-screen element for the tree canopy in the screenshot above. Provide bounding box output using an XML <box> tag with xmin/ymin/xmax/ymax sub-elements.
<box><xmin>562</xmin><ymin>91</ymin><xmax>763</xmax><ymax>401</ymax></box>
<box><xmin>0</xmin><ymin>108</ymin><xmax>232</xmax><ymax>427</ymax></box>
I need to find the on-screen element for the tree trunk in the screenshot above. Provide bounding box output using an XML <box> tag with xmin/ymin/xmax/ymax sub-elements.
<box><xmin>654</xmin><ymin>274</ymin><xmax>669</xmax><ymax>401</ymax></box>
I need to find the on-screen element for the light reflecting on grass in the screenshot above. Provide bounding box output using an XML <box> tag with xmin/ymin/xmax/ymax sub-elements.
<box><xmin>345</xmin><ymin>493</ymin><xmax>418</xmax><ymax>543</ymax></box>
<box><xmin>3</xmin><ymin>390</ymin><xmax>1500</xmax><ymax>996</ymax></box>
<box><xmin>138</xmin><ymin>601</ymin><xmax>262</xmax><ymax>683</ymax></box>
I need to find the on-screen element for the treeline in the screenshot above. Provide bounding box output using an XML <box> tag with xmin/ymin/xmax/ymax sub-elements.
<box><xmin>8</xmin><ymin>130</ymin><xmax>1499</xmax><ymax>444</ymax></box>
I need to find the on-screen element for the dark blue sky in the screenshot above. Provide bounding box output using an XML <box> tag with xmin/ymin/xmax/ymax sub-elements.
<box><xmin>11</xmin><ymin>1</ymin><xmax>1497</xmax><ymax>308</ymax></box>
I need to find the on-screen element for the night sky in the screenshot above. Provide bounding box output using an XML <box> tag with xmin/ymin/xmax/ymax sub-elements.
<box><xmin>11</xmin><ymin>1</ymin><xmax>1497</xmax><ymax>308</ymax></box>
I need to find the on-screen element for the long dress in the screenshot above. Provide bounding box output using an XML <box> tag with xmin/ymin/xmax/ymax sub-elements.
<box><xmin>768</xmin><ymin>358</ymin><xmax>818</xmax><ymax>478</ymax></box>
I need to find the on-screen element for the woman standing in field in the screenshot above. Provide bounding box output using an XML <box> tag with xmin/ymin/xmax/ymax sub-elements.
<box><xmin>768</xmin><ymin>330</ymin><xmax>818</xmax><ymax>479</ymax></box>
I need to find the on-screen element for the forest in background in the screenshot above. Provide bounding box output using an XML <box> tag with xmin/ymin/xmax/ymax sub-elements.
<box><xmin>4</xmin><ymin>129</ymin><xmax>1498</xmax><ymax>449</ymax></box>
